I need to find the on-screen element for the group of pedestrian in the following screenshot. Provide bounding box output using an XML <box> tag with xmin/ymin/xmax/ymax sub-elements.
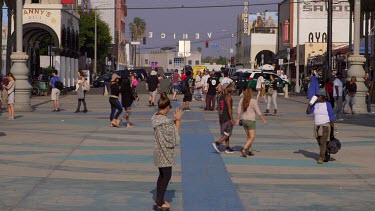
<box><xmin>0</xmin><ymin>73</ymin><xmax>15</xmax><ymax>120</ymax></box>
<box><xmin>211</xmin><ymin>82</ymin><xmax>268</xmax><ymax>157</ymax></box>
<box><xmin>108</xmin><ymin>73</ymin><xmax>137</xmax><ymax>128</ymax></box>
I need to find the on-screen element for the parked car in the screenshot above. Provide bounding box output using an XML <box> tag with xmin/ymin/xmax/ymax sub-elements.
<box><xmin>232</xmin><ymin>71</ymin><xmax>251</xmax><ymax>95</ymax></box>
<box><xmin>93</xmin><ymin>73</ymin><xmax>112</xmax><ymax>87</ymax></box>
<box><xmin>247</xmin><ymin>72</ymin><xmax>292</xmax><ymax>92</ymax></box>
<box><xmin>163</xmin><ymin>72</ymin><xmax>173</xmax><ymax>80</ymax></box>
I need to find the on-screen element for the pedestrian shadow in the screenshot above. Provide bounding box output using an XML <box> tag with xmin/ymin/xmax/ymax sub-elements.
<box><xmin>150</xmin><ymin>188</ymin><xmax>177</xmax><ymax>204</ymax></box>
<box><xmin>0</xmin><ymin>132</ymin><xmax>6</xmax><ymax>137</ymax></box>
<box><xmin>294</xmin><ymin>149</ymin><xmax>336</xmax><ymax>161</ymax></box>
<box><xmin>14</xmin><ymin>115</ymin><xmax>23</xmax><ymax>119</ymax></box>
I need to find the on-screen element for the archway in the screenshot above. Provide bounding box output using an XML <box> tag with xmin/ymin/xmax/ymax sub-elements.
<box><xmin>255</xmin><ymin>50</ymin><xmax>276</xmax><ymax>67</ymax></box>
<box><xmin>22</xmin><ymin>23</ymin><xmax>59</xmax><ymax>79</ymax></box>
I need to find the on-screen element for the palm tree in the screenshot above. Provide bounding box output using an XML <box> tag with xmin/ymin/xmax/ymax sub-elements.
<box><xmin>129</xmin><ymin>17</ymin><xmax>146</xmax><ymax>67</ymax></box>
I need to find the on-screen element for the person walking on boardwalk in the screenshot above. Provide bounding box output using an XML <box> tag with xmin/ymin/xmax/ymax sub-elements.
<box><xmin>343</xmin><ymin>76</ymin><xmax>357</xmax><ymax>115</ymax></box>
<box><xmin>3</xmin><ymin>73</ymin><xmax>15</xmax><ymax>120</ymax></box>
<box><xmin>152</xmin><ymin>93</ymin><xmax>183</xmax><ymax>210</ymax></box>
<box><xmin>172</xmin><ymin>69</ymin><xmax>180</xmax><ymax>101</ymax></box>
<box><xmin>256</xmin><ymin>73</ymin><xmax>267</xmax><ymax>103</ymax></box>
<box><xmin>265</xmin><ymin>74</ymin><xmax>278</xmax><ymax>114</ymax></box>
<box><xmin>109</xmin><ymin>74</ymin><xmax>123</xmax><ymax>127</ymax></box>
<box><xmin>211</xmin><ymin>82</ymin><xmax>236</xmax><ymax>153</ymax></box>
<box><xmin>306</xmin><ymin>91</ymin><xmax>335</xmax><ymax>164</ymax></box>
<box><xmin>74</xmin><ymin>70</ymin><xmax>88</xmax><ymax>113</ymax></box>
<box><xmin>50</xmin><ymin>70</ymin><xmax>62</xmax><ymax>112</ymax></box>
<box><xmin>204</xmin><ymin>71</ymin><xmax>219</xmax><ymax>111</ymax></box>
<box><xmin>120</xmin><ymin>76</ymin><xmax>135</xmax><ymax>128</ymax></box>
<box><xmin>333</xmin><ymin>72</ymin><xmax>344</xmax><ymax>118</ymax></box>
<box><xmin>237</xmin><ymin>88</ymin><xmax>268</xmax><ymax>157</ymax></box>
<box><xmin>146</xmin><ymin>70</ymin><xmax>160</xmax><ymax>107</ymax></box>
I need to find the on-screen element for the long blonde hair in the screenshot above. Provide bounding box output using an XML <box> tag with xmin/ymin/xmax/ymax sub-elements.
<box><xmin>242</xmin><ymin>88</ymin><xmax>252</xmax><ymax>112</ymax></box>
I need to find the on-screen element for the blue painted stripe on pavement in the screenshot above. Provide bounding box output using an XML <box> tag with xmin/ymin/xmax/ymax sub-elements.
<box><xmin>181</xmin><ymin>112</ymin><xmax>244</xmax><ymax>211</ymax></box>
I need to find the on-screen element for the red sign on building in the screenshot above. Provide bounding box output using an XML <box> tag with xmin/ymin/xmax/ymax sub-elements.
<box><xmin>61</xmin><ymin>0</ymin><xmax>74</xmax><ymax>4</ymax></box>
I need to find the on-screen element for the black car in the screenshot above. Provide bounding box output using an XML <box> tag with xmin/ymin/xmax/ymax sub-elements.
<box><xmin>163</xmin><ymin>72</ymin><xmax>173</xmax><ymax>80</ymax></box>
<box><xmin>93</xmin><ymin>73</ymin><xmax>112</xmax><ymax>87</ymax></box>
<box><xmin>231</xmin><ymin>72</ymin><xmax>250</xmax><ymax>95</ymax></box>
<box><xmin>113</xmin><ymin>69</ymin><xmax>148</xmax><ymax>81</ymax></box>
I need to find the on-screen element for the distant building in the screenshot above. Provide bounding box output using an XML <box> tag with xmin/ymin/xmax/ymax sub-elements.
<box><xmin>236</xmin><ymin>11</ymin><xmax>278</xmax><ymax>69</ymax></box>
<box><xmin>138</xmin><ymin>49</ymin><xmax>201</xmax><ymax>72</ymax></box>
<box><xmin>277</xmin><ymin>0</ymin><xmax>351</xmax><ymax>78</ymax></box>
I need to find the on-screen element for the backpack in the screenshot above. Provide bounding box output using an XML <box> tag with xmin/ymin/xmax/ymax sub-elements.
<box><xmin>327</xmin><ymin>136</ymin><xmax>341</xmax><ymax>154</ymax></box>
<box><xmin>54</xmin><ymin>77</ymin><xmax>64</xmax><ymax>91</ymax></box>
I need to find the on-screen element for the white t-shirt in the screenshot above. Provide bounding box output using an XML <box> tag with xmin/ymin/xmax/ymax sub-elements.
<box><xmin>201</xmin><ymin>74</ymin><xmax>210</xmax><ymax>90</ymax></box>
<box><xmin>256</xmin><ymin>76</ymin><xmax>265</xmax><ymax>89</ymax></box>
<box><xmin>221</xmin><ymin>77</ymin><xmax>233</xmax><ymax>85</ymax></box>
<box><xmin>313</xmin><ymin>102</ymin><xmax>330</xmax><ymax>125</ymax></box>
<box><xmin>333</xmin><ymin>78</ymin><xmax>343</xmax><ymax>97</ymax></box>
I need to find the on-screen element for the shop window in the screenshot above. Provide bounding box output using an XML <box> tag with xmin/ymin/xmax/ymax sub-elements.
<box><xmin>195</xmin><ymin>60</ymin><xmax>199</xmax><ymax>65</ymax></box>
<box><xmin>31</xmin><ymin>0</ymin><xmax>40</xmax><ymax>3</ymax></box>
<box><xmin>169</xmin><ymin>60</ymin><xmax>172</xmax><ymax>65</ymax></box>
<box><xmin>188</xmin><ymin>60</ymin><xmax>192</xmax><ymax>65</ymax></box>
<box><xmin>145</xmin><ymin>59</ymin><xmax>149</xmax><ymax>65</ymax></box>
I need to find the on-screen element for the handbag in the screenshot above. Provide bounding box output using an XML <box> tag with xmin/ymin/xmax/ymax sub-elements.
<box><xmin>239</xmin><ymin>120</ymin><xmax>243</xmax><ymax>126</ymax></box>
<box><xmin>327</xmin><ymin>136</ymin><xmax>341</xmax><ymax>154</ymax></box>
<box><xmin>195</xmin><ymin>80</ymin><xmax>202</xmax><ymax>89</ymax></box>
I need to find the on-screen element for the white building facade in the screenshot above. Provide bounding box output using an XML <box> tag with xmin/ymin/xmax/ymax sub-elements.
<box><xmin>21</xmin><ymin>0</ymin><xmax>80</xmax><ymax>87</ymax></box>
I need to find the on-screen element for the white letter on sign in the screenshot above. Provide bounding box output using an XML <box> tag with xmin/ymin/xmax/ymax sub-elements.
<box><xmin>161</xmin><ymin>33</ymin><xmax>166</xmax><ymax>39</ymax></box>
<box><xmin>195</xmin><ymin>33</ymin><xmax>200</xmax><ymax>40</ymax></box>
<box><xmin>207</xmin><ymin>32</ymin><xmax>212</xmax><ymax>39</ymax></box>
<box><xmin>149</xmin><ymin>32</ymin><xmax>153</xmax><ymax>38</ymax></box>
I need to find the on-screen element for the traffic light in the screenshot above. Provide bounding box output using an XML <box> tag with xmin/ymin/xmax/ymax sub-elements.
<box><xmin>231</xmin><ymin>56</ymin><xmax>235</xmax><ymax>64</ymax></box>
<box><xmin>205</xmin><ymin>40</ymin><xmax>209</xmax><ymax>48</ymax></box>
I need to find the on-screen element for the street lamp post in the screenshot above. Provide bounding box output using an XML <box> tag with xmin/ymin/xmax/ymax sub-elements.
<box><xmin>10</xmin><ymin>0</ymin><xmax>32</xmax><ymax>111</ymax></box>
<box><xmin>347</xmin><ymin>0</ymin><xmax>367</xmax><ymax>113</ymax></box>
<box><xmin>94</xmin><ymin>3</ymin><xmax>108</xmax><ymax>77</ymax></box>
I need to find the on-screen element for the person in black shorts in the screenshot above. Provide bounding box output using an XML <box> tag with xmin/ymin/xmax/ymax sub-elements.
<box><xmin>183</xmin><ymin>71</ymin><xmax>192</xmax><ymax>111</ymax></box>
<box><xmin>211</xmin><ymin>82</ymin><xmax>236</xmax><ymax>153</ymax></box>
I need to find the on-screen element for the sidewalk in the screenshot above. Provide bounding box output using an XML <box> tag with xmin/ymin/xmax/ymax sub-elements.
<box><xmin>0</xmin><ymin>94</ymin><xmax>374</xmax><ymax>210</ymax></box>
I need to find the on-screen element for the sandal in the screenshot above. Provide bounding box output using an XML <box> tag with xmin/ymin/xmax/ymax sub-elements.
<box><xmin>248</xmin><ymin>151</ymin><xmax>255</xmax><ymax>156</ymax></box>
<box><xmin>240</xmin><ymin>148</ymin><xmax>247</xmax><ymax>158</ymax></box>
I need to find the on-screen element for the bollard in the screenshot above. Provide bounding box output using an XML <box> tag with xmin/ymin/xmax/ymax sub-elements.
<box><xmin>284</xmin><ymin>84</ymin><xmax>289</xmax><ymax>98</ymax></box>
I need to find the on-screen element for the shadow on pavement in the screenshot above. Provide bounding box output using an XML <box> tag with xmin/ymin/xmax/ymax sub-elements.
<box><xmin>150</xmin><ymin>188</ymin><xmax>177</xmax><ymax>205</ymax></box>
<box><xmin>338</xmin><ymin>114</ymin><xmax>375</xmax><ymax>127</ymax></box>
<box><xmin>294</xmin><ymin>149</ymin><xmax>336</xmax><ymax>162</ymax></box>
<box><xmin>0</xmin><ymin>132</ymin><xmax>6</xmax><ymax>136</ymax></box>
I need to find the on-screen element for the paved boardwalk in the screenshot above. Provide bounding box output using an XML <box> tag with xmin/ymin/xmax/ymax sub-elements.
<box><xmin>0</xmin><ymin>93</ymin><xmax>375</xmax><ymax>210</ymax></box>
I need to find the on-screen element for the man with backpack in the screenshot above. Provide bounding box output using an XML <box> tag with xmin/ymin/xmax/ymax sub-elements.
<box><xmin>50</xmin><ymin>70</ymin><xmax>62</xmax><ymax>112</ymax></box>
<box><xmin>182</xmin><ymin>70</ymin><xmax>192</xmax><ymax>111</ymax></box>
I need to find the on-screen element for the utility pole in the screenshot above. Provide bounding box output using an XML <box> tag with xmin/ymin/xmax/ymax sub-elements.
<box><xmin>10</xmin><ymin>0</ymin><xmax>32</xmax><ymax>111</ymax></box>
<box><xmin>326</xmin><ymin>0</ymin><xmax>333</xmax><ymax>80</ymax></box>
<box><xmin>295</xmin><ymin>0</ymin><xmax>300</xmax><ymax>92</ymax></box>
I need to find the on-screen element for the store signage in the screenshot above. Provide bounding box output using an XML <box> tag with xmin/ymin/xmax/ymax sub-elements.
<box><xmin>23</xmin><ymin>9</ymin><xmax>52</xmax><ymax>18</ymax></box>
<box><xmin>148</xmin><ymin>32</ymin><xmax>212</xmax><ymax>40</ymax></box>
<box><xmin>302</xmin><ymin>4</ymin><xmax>350</xmax><ymax>12</ymax></box>
<box><xmin>243</xmin><ymin>2</ymin><xmax>249</xmax><ymax>34</ymax></box>
<box><xmin>283</xmin><ymin>20</ymin><xmax>289</xmax><ymax>43</ymax></box>
<box><xmin>308</xmin><ymin>32</ymin><xmax>327</xmax><ymax>43</ymax></box>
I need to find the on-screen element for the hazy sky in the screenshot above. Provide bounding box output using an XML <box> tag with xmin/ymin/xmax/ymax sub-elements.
<box><xmin>126</xmin><ymin>0</ymin><xmax>278</xmax><ymax>57</ymax></box>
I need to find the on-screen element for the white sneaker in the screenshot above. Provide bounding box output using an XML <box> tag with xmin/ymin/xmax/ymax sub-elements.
<box><xmin>211</xmin><ymin>142</ymin><xmax>220</xmax><ymax>153</ymax></box>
